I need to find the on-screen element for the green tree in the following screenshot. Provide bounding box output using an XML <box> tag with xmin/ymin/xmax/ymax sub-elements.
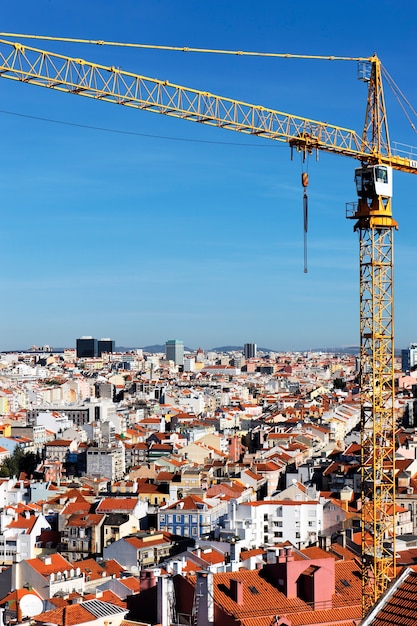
<box><xmin>0</xmin><ymin>446</ymin><xmax>40</xmax><ymax>478</ymax></box>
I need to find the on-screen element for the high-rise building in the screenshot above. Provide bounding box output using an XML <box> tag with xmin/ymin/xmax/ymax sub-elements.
<box><xmin>244</xmin><ymin>343</ymin><xmax>257</xmax><ymax>359</ymax></box>
<box><xmin>98</xmin><ymin>338</ymin><xmax>115</xmax><ymax>356</ymax></box>
<box><xmin>76</xmin><ymin>336</ymin><xmax>98</xmax><ymax>358</ymax></box>
<box><xmin>402</xmin><ymin>343</ymin><xmax>417</xmax><ymax>373</ymax></box>
<box><xmin>165</xmin><ymin>339</ymin><xmax>184</xmax><ymax>366</ymax></box>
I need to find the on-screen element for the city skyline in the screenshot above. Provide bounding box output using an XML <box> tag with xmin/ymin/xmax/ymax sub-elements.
<box><xmin>1</xmin><ymin>1</ymin><xmax>417</xmax><ymax>351</ymax></box>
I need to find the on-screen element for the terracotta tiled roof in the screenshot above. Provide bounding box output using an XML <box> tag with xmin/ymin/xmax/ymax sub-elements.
<box><xmin>362</xmin><ymin>567</ymin><xmax>417</xmax><ymax>625</ymax></box>
<box><xmin>165</xmin><ymin>494</ymin><xmax>210</xmax><ymax>511</ymax></box>
<box><xmin>73</xmin><ymin>557</ymin><xmax>113</xmax><ymax>580</ymax></box>
<box><xmin>102</xmin><ymin>558</ymin><xmax>125</xmax><ymax>577</ymax></box>
<box><xmin>84</xmin><ymin>590</ymin><xmax>126</xmax><ymax>608</ymax></box>
<box><xmin>66</xmin><ymin>513</ymin><xmax>104</xmax><ymax>528</ymax></box>
<box><xmin>61</xmin><ymin>501</ymin><xmax>91</xmax><ymax>516</ymax></box>
<box><xmin>198</xmin><ymin>548</ymin><xmax>225</xmax><ymax>566</ymax></box>
<box><xmin>27</xmin><ymin>553</ymin><xmax>73</xmax><ymax>577</ymax></box>
<box><xmin>33</xmin><ymin>605</ymin><xmax>93</xmax><ymax>626</ymax></box>
<box><xmin>7</xmin><ymin>513</ymin><xmax>38</xmax><ymax>533</ymax></box>
<box><xmin>300</xmin><ymin>546</ymin><xmax>334</xmax><ymax>560</ymax></box>
<box><xmin>329</xmin><ymin>543</ymin><xmax>359</xmax><ymax>561</ymax></box>
<box><xmin>33</xmin><ymin>600</ymin><xmax>126</xmax><ymax>625</ymax></box>
<box><xmin>187</xmin><ymin>558</ymin><xmax>361</xmax><ymax>625</ymax></box>
<box><xmin>96</xmin><ymin>497</ymin><xmax>138</xmax><ymax>513</ymax></box>
<box><xmin>119</xmin><ymin>576</ymin><xmax>140</xmax><ymax>592</ymax></box>
<box><xmin>45</xmin><ymin>439</ymin><xmax>74</xmax><ymax>447</ymax></box>
<box><xmin>240</xmin><ymin>548</ymin><xmax>266</xmax><ymax>560</ymax></box>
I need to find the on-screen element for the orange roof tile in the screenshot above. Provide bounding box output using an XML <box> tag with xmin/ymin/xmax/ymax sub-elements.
<box><xmin>96</xmin><ymin>497</ymin><xmax>138</xmax><ymax>513</ymax></box>
<box><xmin>27</xmin><ymin>553</ymin><xmax>73</xmax><ymax>577</ymax></box>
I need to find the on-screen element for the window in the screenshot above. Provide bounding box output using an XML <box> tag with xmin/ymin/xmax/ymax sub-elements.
<box><xmin>176</xmin><ymin>514</ymin><xmax>182</xmax><ymax>522</ymax></box>
<box><xmin>295</xmin><ymin>532</ymin><xmax>300</xmax><ymax>539</ymax></box>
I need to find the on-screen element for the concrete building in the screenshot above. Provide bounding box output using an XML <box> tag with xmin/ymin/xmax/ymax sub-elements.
<box><xmin>402</xmin><ymin>342</ymin><xmax>417</xmax><ymax>373</ymax></box>
<box><xmin>222</xmin><ymin>498</ymin><xmax>324</xmax><ymax>550</ymax></box>
<box><xmin>86</xmin><ymin>443</ymin><xmax>125</xmax><ymax>481</ymax></box>
<box><xmin>165</xmin><ymin>340</ymin><xmax>184</xmax><ymax>366</ymax></box>
<box><xmin>244</xmin><ymin>343</ymin><xmax>257</xmax><ymax>359</ymax></box>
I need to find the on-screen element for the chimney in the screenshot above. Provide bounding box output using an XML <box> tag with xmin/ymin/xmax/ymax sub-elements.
<box><xmin>337</xmin><ymin>530</ymin><xmax>346</xmax><ymax>549</ymax></box>
<box><xmin>157</xmin><ymin>575</ymin><xmax>175</xmax><ymax>626</ymax></box>
<box><xmin>278</xmin><ymin>548</ymin><xmax>286</xmax><ymax>564</ymax></box>
<box><xmin>230</xmin><ymin>579</ymin><xmax>243</xmax><ymax>605</ymax></box>
<box><xmin>140</xmin><ymin>569</ymin><xmax>157</xmax><ymax>591</ymax></box>
<box><xmin>285</xmin><ymin>547</ymin><xmax>294</xmax><ymax>562</ymax></box>
<box><xmin>194</xmin><ymin>572</ymin><xmax>214</xmax><ymax>626</ymax></box>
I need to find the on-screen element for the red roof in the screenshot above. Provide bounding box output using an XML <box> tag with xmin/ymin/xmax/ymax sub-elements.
<box><xmin>96</xmin><ymin>497</ymin><xmax>138</xmax><ymax>513</ymax></box>
<box><xmin>363</xmin><ymin>568</ymin><xmax>417</xmax><ymax>625</ymax></box>
<box><xmin>27</xmin><ymin>553</ymin><xmax>73</xmax><ymax>577</ymax></box>
<box><xmin>188</xmin><ymin>558</ymin><xmax>361</xmax><ymax>624</ymax></box>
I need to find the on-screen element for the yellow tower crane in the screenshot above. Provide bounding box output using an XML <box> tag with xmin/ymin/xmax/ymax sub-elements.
<box><xmin>0</xmin><ymin>35</ymin><xmax>416</xmax><ymax>614</ymax></box>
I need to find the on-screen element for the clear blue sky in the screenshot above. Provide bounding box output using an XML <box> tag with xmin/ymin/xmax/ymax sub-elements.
<box><xmin>0</xmin><ymin>0</ymin><xmax>416</xmax><ymax>351</ymax></box>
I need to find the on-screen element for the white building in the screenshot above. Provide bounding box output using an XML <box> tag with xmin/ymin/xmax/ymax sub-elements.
<box><xmin>222</xmin><ymin>498</ymin><xmax>325</xmax><ymax>550</ymax></box>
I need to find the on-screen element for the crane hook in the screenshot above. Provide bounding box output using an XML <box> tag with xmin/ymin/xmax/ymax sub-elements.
<box><xmin>302</xmin><ymin>172</ymin><xmax>309</xmax><ymax>273</ymax></box>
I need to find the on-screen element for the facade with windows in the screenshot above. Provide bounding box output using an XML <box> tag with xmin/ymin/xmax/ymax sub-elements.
<box><xmin>221</xmin><ymin>499</ymin><xmax>325</xmax><ymax>550</ymax></box>
<box><xmin>165</xmin><ymin>340</ymin><xmax>184</xmax><ymax>366</ymax></box>
<box><xmin>402</xmin><ymin>343</ymin><xmax>417</xmax><ymax>373</ymax></box>
<box><xmin>157</xmin><ymin>495</ymin><xmax>227</xmax><ymax>540</ymax></box>
<box><xmin>244</xmin><ymin>343</ymin><xmax>257</xmax><ymax>359</ymax></box>
<box><xmin>76</xmin><ymin>337</ymin><xmax>98</xmax><ymax>358</ymax></box>
<box><xmin>86</xmin><ymin>443</ymin><xmax>125</xmax><ymax>481</ymax></box>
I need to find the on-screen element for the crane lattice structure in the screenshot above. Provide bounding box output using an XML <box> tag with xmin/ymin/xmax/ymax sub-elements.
<box><xmin>0</xmin><ymin>36</ymin><xmax>416</xmax><ymax>614</ymax></box>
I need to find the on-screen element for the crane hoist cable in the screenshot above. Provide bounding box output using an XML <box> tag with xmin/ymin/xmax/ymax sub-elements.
<box><xmin>302</xmin><ymin>169</ymin><xmax>309</xmax><ymax>274</ymax></box>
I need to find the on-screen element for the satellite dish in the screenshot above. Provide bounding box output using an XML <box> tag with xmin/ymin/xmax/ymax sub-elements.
<box><xmin>19</xmin><ymin>594</ymin><xmax>43</xmax><ymax>618</ymax></box>
<box><xmin>130</xmin><ymin>565</ymin><xmax>139</xmax><ymax>575</ymax></box>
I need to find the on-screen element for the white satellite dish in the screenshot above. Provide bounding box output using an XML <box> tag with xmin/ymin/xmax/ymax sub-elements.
<box><xmin>19</xmin><ymin>594</ymin><xmax>44</xmax><ymax>618</ymax></box>
<box><xmin>131</xmin><ymin>565</ymin><xmax>139</xmax><ymax>575</ymax></box>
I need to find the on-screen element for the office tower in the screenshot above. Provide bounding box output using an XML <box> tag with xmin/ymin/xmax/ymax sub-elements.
<box><xmin>402</xmin><ymin>343</ymin><xmax>417</xmax><ymax>373</ymax></box>
<box><xmin>244</xmin><ymin>343</ymin><xmax>257</xmax><ymax>359</ymax></box>
<box><xmin>98</xmin><ymin>338</ymin><xmax>115</xmax><ymax>356</ymax></box>
<box><xmin>165</xmin><ymin>339</ymin><xmax>184</xmax><ymax>365</ymax></box>
<box><xmin>76</xmin><ymin>336</ymin><xmax>98</xmax><ymax>358</ymax></box>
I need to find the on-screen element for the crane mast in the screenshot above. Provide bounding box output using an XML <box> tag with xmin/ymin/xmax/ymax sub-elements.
<box><xmin>0</xmin><ymin>37</ymin><xmax>415</xmax><ymax>614</ymax></box>
<box><xmin>349</xmin><ymin>57</ymin><xmax>397</xmax><ymax>611</ymax></box>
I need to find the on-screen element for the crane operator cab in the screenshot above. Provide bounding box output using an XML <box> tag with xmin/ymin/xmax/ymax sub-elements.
<box><xmin>355</xmin><ymin>164</ymin><xmax>393</xmax><ymax>200</ymax></box>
